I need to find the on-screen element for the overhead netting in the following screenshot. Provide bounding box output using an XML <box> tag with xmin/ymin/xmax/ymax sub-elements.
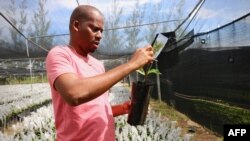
<box><xmin>0</xmin><ymin>0</ymin><xmax>249</xmax><ymax>83</ymax></box>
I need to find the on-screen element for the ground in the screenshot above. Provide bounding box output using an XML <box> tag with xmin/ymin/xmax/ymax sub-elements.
<box><xmin>150</xmin><ymin>99</ymin><xmax>223</xmax><ymax>141</ymax></box>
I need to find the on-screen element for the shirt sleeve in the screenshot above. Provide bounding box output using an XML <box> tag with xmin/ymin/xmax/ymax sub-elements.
<box><xmin>46</xmin><ymin>47</ymin><xmax>75</xmax><ymax>89</ymax></box>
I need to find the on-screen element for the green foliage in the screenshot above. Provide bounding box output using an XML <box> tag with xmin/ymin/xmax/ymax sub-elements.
<box><xmin>136</xmin><ymin>66</ymin><xmax>161</xmax><ymax>82</ymax></box>
<box><xmin>136</xmin><ymin>40</ymin><xmax>164</xmax><ymax>81</ymax></box>
<box><xmin>137</xmin><ymin>67</ymin><xmax>161</xmax><ymax>76</ymax></box>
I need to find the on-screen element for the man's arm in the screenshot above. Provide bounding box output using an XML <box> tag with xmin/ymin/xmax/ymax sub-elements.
<box><xmin>54</xmin><ymin>45</ymin><xmax>153</xmax><ymax>106</ymax></box>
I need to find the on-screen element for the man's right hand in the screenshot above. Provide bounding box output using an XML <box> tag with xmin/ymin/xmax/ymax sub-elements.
<box><xmin>128</xmin><ymin>44</ymin><xmax>154</xmax><ymax>70</ymax></box>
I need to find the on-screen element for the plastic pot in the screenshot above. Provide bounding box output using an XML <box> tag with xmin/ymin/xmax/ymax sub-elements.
<box><xmin>127</xmin><ymin>81</ymin><xmax>154</xmax><ymax>126</ymax></box>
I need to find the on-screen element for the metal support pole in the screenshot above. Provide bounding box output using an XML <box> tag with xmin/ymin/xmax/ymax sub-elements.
<box><xmin>26</xmin><ymin>39</ymin><xmax>30</xmax><ymax>58</ymax></box>
<box><xmin>26</xmin><ymin>39</ymin><xmax>31</xmax><ymax>81</ymax></box>
<box><xmin>156</xmin><ymin>61</ymin><xmax>162</xmax><ymax>102</ymax></box>
<box><xmin>26</xmin><ymin>39</ymin><xmax>32</xmax><ymax>89</ymax></box>
<box><xmin>29</xmin><ymin>59</ymin><xmax>32</xmax><ymax>81</ymax></box>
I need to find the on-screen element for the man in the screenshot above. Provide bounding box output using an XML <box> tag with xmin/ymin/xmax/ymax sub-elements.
<box><xmin>46</xmin><ymin>5</ymin><xmax>153</xmax><ymax>141</ymax></box>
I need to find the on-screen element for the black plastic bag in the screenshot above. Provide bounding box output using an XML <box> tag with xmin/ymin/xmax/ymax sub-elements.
<box><xmin>127</xmin><ymin>81</ymin><xmax>154</xmax><ymax>125</ymax></box>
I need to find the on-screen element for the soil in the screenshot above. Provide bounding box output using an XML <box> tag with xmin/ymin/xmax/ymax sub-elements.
<box><xmin>178</xmin><ymin>118</ymin><xmax>223</xmax><ymax>141</ymax></box>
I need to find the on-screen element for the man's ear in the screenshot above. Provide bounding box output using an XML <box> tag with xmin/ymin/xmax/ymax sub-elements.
<box><xmin>72</xmin><ymin>20</ymin><xmax>80</xmax><ymax>31</ymax></box>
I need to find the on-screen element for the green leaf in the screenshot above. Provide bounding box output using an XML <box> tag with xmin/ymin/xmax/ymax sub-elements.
<box><xmin>147</xmin><ymin>68</ymin><xmax>161</xmax><ymax>75</ymax></box>
<box><xmin>136</xmin><ymin>68</ymin><xmax>145</xmax><ymax>75</ymax></box>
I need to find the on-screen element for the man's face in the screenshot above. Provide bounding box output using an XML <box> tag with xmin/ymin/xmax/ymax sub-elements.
<box><xmin>74</xmin><ymin>11</ymin><xmax>104</xmax><ymax>55</ymax></box>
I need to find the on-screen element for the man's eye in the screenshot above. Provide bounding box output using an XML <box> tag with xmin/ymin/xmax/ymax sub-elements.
<box><xmin>91</xmin><ymin>27</ymin><xmax>98</xmax><ymax>32</ymax></box>
<box><xmin>91</xmin><ymin>26</ymin><xmax>102</xmax><ymax>33</ymax></box>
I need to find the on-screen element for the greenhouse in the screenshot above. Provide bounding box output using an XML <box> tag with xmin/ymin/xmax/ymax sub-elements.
<box><xmin>1</xmin><ymin>0</ymin><xmax>250</xmax><ymax>140</ymax></box>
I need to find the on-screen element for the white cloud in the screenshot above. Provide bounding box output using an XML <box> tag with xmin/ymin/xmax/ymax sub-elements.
<box><xmin>47</xmin><ymin>0</ymin><xmax>77</xmax><ymax>10</ymax></box>
<box><xmin>40</xmin><ymin>0</ymin><xmax>164</xmax><ymax>23</ymax></box>
<box><xmin>198</xmin><ymin>8</ymin><xmax>219</xmax><ymax>19</ymax></box>
<box><xmin>58</xmin><ymin>0</ymin><xmax>162</xmax><ymax>15</ymax></box>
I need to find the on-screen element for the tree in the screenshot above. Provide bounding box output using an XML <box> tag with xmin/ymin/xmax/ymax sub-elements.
<box><xmin>144</xmin><ymin>0</ymin><xmax>186</xmax><ymax>42</ymax></box>
<box><xmin>124</xmin><ymin>0</ymin><xmax>145</xmax><ymax>54</ymax></box>
<box><xmin>99</xmin><ymin>0</ymin><xmax>124</xmax><ymax>55</ymax></box>
<box><xmin>6</xmin><ymin>0</ymin><xmax>27</xmax><ymax>52</ymax></box>
<box><xmin>173</xmin><ymin>0</ymin><xmax>186</xmax><ymax>39</ymax></box>
<box><xmin>31</xmin><ymin>0</ymin><xmax>53</xmax><ymax>53</ymax></box>
<box><xmin>144</xmin><ymin>2</ymin><xmax>162</xmax><ymax>43</ymax></box>
<box><xmin>160</xmin><ymin>0</ymin><xmax>175</xmax><ymax>32</ymax></box>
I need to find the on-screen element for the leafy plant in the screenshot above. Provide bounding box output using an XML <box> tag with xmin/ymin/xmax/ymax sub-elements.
<box><xmin>136</xmin><ymin>63</ymin><xmax>161</xmax><ymax>82</ymax></box>
<box><xmin>136</xmin><ymin>67</ymin><xmax>161</xmax><ymax>76</ymax></box>
<box><xmin>136</xmin><ymin>36</ymin><xmax>165</xmax><ymax>82</ymax></box>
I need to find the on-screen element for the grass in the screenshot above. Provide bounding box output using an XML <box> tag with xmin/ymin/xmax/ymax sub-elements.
<box><xmin>4</xmin><ymin>76</ymin><xmax>48</xmax><ymax>85</ymax></box>
<box><xmin>174</xmin><ymin>95</ymin><xmax>250</xmax><ymax>134</ymax></box>
<box><xmin>149</xmin><ymin>98</ymin><xmax>190</xmax><ymax>133</ymax></box>
<box><xmin>149</xmin><ymin>98</ymin><xmax>223</xmax><ymax>141</ymax></box>
<box><xmin>150</xmin><ymin>99</ymin><xmax>187</xmax><ymax>121</ymax></box>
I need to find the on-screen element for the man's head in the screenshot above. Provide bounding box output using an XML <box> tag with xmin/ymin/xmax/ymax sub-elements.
<box><xmin>69</xmin><ymin>5</ymin><xmax>104</xmax><ymax>56</ymax></box>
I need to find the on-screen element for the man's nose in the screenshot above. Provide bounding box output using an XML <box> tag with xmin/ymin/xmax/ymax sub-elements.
<box><xmin>96</xmin><ymin>31</ymin><xmax>102</xmax><ymax>39</ymax></box>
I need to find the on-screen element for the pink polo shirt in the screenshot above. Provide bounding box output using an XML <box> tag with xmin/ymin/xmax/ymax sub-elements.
<box><xmin>46</xmin><ymin>46</ymin><xmax>115</xmax><ymax>141</ymax></box>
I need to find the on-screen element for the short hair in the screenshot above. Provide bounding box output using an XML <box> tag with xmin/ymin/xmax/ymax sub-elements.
<box><xmin>69</xmin><ymin>5</ymin><xmax>103</xmax><ymax>30</ymax></box>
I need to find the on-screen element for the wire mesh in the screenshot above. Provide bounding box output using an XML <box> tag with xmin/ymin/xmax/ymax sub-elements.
<box><xmin>0</xmin><ymin>0</ymin><xmax>250</xmax><ymax>77</ymax></box>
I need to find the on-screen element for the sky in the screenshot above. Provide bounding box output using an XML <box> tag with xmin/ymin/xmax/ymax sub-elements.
<box><xmin>1</xmin><ymin>0</ymin><xmax>250</xmax><ymax>41</ymax></box>
<box><xmin>43</xmin><ymin>0</ymin><xmax>198</xmax><ymax>34</ymax></box>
